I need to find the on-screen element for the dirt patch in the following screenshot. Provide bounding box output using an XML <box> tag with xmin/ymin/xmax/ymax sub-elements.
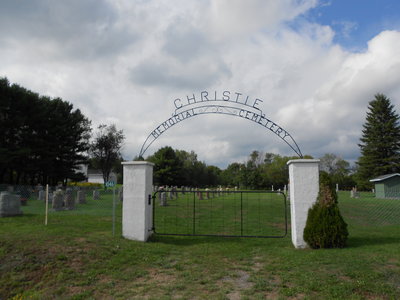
<box><xmin>236</xmin><ymin>270</ymin><xmax>253</xmax><ymax>289</ymax></box>
<box><xmin>265</xmin><ymin>290</ymin><xmax>281</xmax><ymax>299</ymax></box>
<box><xmin>217</xmin><ymin>270</ymin><xmax>254</xmax><ymax>299</ymax></box>
<box><xmin>226</xmin><ymin>290</ymin><xmax>241</xmax><ymax>300</ymax></box>
<box><xmin>135</xmin><ymin>268</ymin><xmax>176</xmax><ymax>285</ymax></box>
<box><xmin>252</xmin><ymin>261</ymin><xmax>263</xmax><ymax>273</ymax></box>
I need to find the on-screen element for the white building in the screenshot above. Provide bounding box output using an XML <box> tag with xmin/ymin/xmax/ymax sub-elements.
<box><xmin>87</xmin><ymin>169</ymin><xmax>117</xmax><ymax>184</ymax></box>
<box><xmin>76</xmin><ymin>164</ymin><xmax>117</xmax><ymax>184</ymax></box>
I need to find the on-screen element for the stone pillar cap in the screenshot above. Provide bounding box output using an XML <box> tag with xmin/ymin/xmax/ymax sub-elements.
<box><xmin>287</xmin><ymin>159</ymin><xmax>320</xmax><ymax>166</ymax></box>
<box><xmin>121</xmin><ymin>161</ymin><xmax>155</xmax><ymax>166</ymax></box>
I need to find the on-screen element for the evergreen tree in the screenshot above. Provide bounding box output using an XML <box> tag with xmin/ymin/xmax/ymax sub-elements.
<box><xmin>147</xmin><ymin>146</ymin><xmax>184</xmax><ymax>186</ymax></box>
<box><xmin>303</xmin><ymin>172</ymin><xmax>348</xmax><ymax>249</ymax></box>
<box><xmin>357</xmin><ymin>94</ymin><xmax>400</xmax><ymax>189</ymax></box>
<box><xmin>0</xmin><ymin>77</ymin><xmax>91</xmax><ymax>184</ymax></box>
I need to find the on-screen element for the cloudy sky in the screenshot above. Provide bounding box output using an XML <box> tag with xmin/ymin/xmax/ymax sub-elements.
<box><xmin>1</xmin><ymin>0</ymin><xmax>400</xmax><ymax>168</ymax></box>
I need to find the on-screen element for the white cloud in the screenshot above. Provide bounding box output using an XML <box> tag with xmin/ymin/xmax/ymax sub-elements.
<box><xmin>1</xmin><ymin>0</ymin><xmax>400</xmax><ymax>167</ymax></box>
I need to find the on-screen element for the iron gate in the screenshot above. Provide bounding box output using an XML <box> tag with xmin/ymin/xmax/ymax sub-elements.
<box><xmin>152</xmin><ymin>190</ymin><xmax>287</xmax><ymax>238</ymax></box>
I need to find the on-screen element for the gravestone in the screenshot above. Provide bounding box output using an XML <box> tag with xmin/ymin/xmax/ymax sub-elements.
<box><xmin>350</xmin><ymin>187</ymin><xmax>359</xmax><ymax>199</ymax></box>
<box><xmin>167</xmin><ymin>187</ymin><xmax>173</xmax><ymax>200</ymax></box>
<box><xmin>93</xmin><ymin>190</ymin><xmax>100</xmax><ymax>200</ymax></box>
<box><xmin>64</xmin><ymin>189</ymin><xmax>75</xmax><ymax>210</ymax></box>
<box><xmin>39</xmin><ymin>190</ymin><xmax>46</xmax><ymax>201</ymax></box>
<box><xmin>48</xmin><ymin>192</ymin><xmax>53</xmax><ymax>204</ymax></box>
<box><xmin>76</xmin><ymin>190</ymin><xmax>86</xmax><ymax>204</ymax></box>
<box><xmin>0</xmin><ymin>192</ymin><xmax>22</xmax><ymax>217</ymax></box>
<box><xmin>172</xmin><ymin>186</ymin><xmax>178</xmax><ymax>199</ymax></box>
<box><xmin>52</xmin><ymin>189</ymin><xmax>64</xmax><ymax>211</ymax></box>
<box><xmin>160</xmin><ymin>191</ymin><xmax>167</xmax><ymax>206</ymax></box>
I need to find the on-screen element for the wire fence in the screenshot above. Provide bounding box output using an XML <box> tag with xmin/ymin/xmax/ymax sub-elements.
<box><xmin>0</xmin><ymin>184</ymin><xmax>122</xmax><ymax>235</ymax></box>
<box><xmin>338</xmin><ymin>190</ymin><xmax>400</xmax><ymax>228</ymax></box>
<box><xmin>1</xmin><ymin>184</ymin><xmax>399</xmax><ymax>237</ymax></box>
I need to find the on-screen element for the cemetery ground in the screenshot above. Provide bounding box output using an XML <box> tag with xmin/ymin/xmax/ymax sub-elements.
<box><xmin>1</xmin><ymin>191</ymin><xmax>399</xmax><ymax>299</ymax></box>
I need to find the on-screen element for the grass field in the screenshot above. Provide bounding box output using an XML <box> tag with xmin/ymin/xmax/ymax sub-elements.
<box><xmin>154</xmin><ymin>191</ymin><xmax>287</xmax><ymax>237</ymax></box>
<box><xmin>0</xmin><ymin>190</ymin><xmax>399</xmax><ymax>299</ymax></box>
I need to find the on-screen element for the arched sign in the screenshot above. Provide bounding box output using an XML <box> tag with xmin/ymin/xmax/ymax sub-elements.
<box><xmin>139</xmin><ymin>90</ymin><xmax>303</xmax><ymax>158</ymax></box>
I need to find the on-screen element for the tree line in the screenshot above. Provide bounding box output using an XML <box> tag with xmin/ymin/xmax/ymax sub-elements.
<box><xmin>2</xmin><ymin>76</ymin><xmax>398</xmax><ymax>190</ymax></box>
<box><xmin>0</xmin><ymin>78</ymin><xmax>91</xmax><ymax>185</ymax></box>
<box><xmin>0</xmin><ymin>77</ymin><xmax>124</xmax><ymax>186</ymax></box>
<box><xmin>147</xmin><ymin>146</ymin><xmax>357</xmax><ymax>190</ymax></box>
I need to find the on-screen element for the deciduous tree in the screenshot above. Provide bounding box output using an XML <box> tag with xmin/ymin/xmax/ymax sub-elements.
<box><xmin>90</xmin><ymin>124</ymin><xmax>124</xmax><ymax>186</ymax></box>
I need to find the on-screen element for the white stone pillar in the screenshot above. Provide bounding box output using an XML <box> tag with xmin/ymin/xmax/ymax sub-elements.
<box><xmin>121</xmin><ymin>161</ymin><xmax>154</xmax><ymax>242</ymax></box>
<box><xmin>287</xmin><ymin>159</ymin><xmax>320</xmax><ymax>249</ymax></box>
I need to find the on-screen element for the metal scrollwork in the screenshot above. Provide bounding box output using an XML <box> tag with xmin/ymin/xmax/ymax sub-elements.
<box><xmin>139</xmin><ymin>97</ymin><xmax>303</xmax><ymax>159</ymax></box>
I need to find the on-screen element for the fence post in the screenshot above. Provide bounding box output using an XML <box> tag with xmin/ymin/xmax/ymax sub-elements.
<box><xmin>287</xmin><ymin>159</ymin><xmax>320</xmax><ymax>249</ymax></box>
<box><xmin>121</xmin><ymin>161</ymin><xmax>154</xmax><ymax>242</ymax></box>
<box><xmin>45</xmin><ymin>184</ymin><xmax>49</xmax><ymax>226</ymax></box>
<box><xmin>112</xmin><ymin>187</ymin><xmax>116</xmax><ymax>236</ymax></box>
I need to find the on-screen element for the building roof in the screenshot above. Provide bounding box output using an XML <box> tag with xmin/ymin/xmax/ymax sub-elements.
<box><xmin>369</xmin><ymin>173</ymin><xmax>400</xmax><ymax>182</ymax></box>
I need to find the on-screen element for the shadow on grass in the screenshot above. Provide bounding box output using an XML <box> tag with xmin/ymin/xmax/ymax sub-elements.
<box><xmin>148</xmin><ymin>234</ymin><xmax>291</xmax><ymax>247</ymax></box>
<box><xmin>149</xmin><ymin>232</ymin><xmax>399</xmax><ymax>249</ymax></box>
<box><xmin>0</xmin><ymin>213</ymin><xmax>39</xmax><ymax>218</ymax></box>
<box><xmin>347</xmin><ymin>236</ymin><xmax>400</xmax><ymax>248</ymax></box>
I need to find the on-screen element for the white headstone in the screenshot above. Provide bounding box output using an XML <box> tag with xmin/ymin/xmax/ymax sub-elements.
<box><xmin>39</xmin><ymin>190</ymin><xmax>46</xmax><ymax>201</ymax></box>
<box><xmin>0</xmin><ymin>192</ymin><xmax>22</xmax><ymax>217</ymax></box>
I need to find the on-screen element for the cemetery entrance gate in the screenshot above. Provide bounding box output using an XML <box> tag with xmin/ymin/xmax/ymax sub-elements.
<box><xmin>152</xmin><ymin>189</ymin><xmax>287</xmax><ymax>238</ymax></box>
<box><xmin>122</xmin><ymin>92</ymin><xmax>320</xmax><ymax>247</ymax></box>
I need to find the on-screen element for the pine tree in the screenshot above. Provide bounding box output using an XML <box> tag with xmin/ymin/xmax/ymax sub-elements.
<box><xmin>357</xmin><ymin>94</ymin><xmax>400</xmax><ymax>189</ymax></box>
<box><xmin>303</xmin><ymin>172</ymin><xmax>348</xmax><ymax>249</ymax></box>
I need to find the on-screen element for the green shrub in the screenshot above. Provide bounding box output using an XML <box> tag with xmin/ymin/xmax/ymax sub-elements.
<box><xmin>303</xmin><ymin>172</ymin><xmax>348</xmax><ymax>249</ymax></box>
<box><xmin>67</xmin><ymin>182</ymin><xmax>103</xmax><ymax>188</ymax></box>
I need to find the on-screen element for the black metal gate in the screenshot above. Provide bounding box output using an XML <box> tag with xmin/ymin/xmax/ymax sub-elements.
<box><xmin>152</xmin><ymin>190</ymin><xmax>287</xmax><ymax>238</ymax></box>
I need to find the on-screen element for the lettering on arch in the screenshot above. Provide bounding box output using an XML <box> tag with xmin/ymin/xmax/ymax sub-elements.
<box><xmin>139</xmin><ymin>90</ymin><xmax>303</xmax><ymax>158</ymax></box>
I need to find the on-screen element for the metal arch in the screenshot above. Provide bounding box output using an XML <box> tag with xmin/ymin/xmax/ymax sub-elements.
<box><xmin>139</xmin><ymin>104</ymin><xmax>303</xmax><ymax>158</ymax></box>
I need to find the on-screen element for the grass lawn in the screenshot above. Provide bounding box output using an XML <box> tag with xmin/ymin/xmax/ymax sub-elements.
<box><xmin>154</xmin><ymin>191</ymin><xmax>287</xmax><ymax>237</ymax></box>
<box><xmin>0</xmin><ymin>191</ymin><xmax>399</xmax><ymax>299</ymax></box>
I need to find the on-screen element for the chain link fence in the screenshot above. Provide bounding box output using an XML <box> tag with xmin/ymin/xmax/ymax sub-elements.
<box><xmin>2</xmin><ymin>184</ymin><xmax>399</xmax><ymax>237</ymax></box>
<box><xmin>338</xmin><ymin>190</ymin><xmax>400</xmax><ymax>228</ymax></box>
<box><xmin>0</xmin><ymin>184</ymin><xmax>122</xmax><ymax>235</ymax></box>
